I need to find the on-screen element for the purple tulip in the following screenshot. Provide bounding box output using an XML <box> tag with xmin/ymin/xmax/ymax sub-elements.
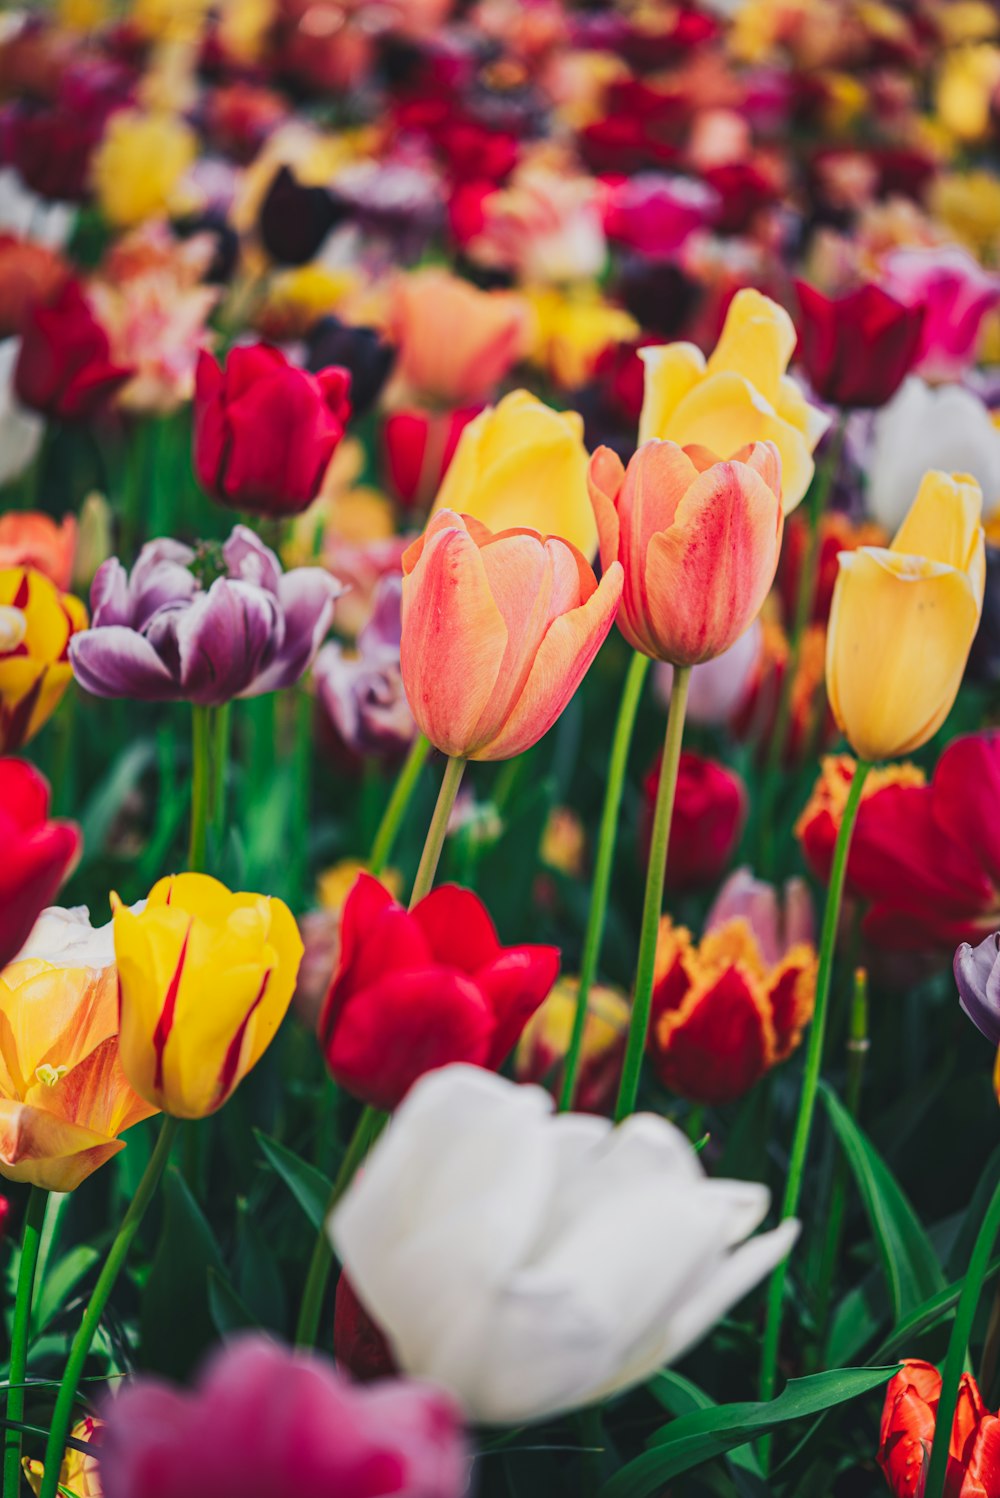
<box><xmin>954</xmin><ymin>931</ymin><xmax>1000</xmax><ymax>1046</ymax></box>
<box><xmin>97</xmin><ymin>1334</ymin><xmax>469</xmax><ymax>1498</ymax></box>
<box><xmin>69</xmin><ymin>526</ymin><xmax>342</xmax><ymax>706</ymax></box>
<box><xmin>314</xmin><ymin>574</ymin><xmax>415</xmax><ymax>759</ymax></box>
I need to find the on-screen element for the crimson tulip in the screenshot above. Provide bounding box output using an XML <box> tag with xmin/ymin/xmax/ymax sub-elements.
<box><xmin>0</xmin><ymin>758</ymin><xmax>80</xmax><ymax>969</ymax></box>
<box><xmin>14</xmin><ymin>281</ymin><xmax>132</xmax><ymax>422</ymax></box>
<box><xmin>878</xmin><ymin>1359</ymin><xmax>1000</xmax><ymax>1498</ymax></box>
<box><xmin>794</xmin><ymin>281</ymin><xmax>925</xmax><ymax>409</ymax></box>
<box><xmin>643</xmin><ymin>751</ymin><xmax>746</xmax><ymax>891</ymax></box>
<box><xmin>318</xmin><ymin>873</ymin><xmax>560</xmax><ymax>1109</ymax></box>
<box><xmin>381</xmin><ymin>405</ymin><xmax>480</xmax><ymax>511</ymax></box>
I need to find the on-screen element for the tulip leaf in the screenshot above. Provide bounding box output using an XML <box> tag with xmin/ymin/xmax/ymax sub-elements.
<box><xmin>31</xmin><ymin>1245</ymin><xmax>100</xmax><ymax>1338</ymax></box>
<box><xmin>140</xmin><ymin>1167</ymin><xmax>224</xmax><ymax>1380</ymax></box>
<box><xmin>600</xmin><ymin>1367</ymin><xmax>899</xmax><ymax>1498</ymax></box>
<box><xmin>207</xmin><ymin>1269</ymin><xmax>260</xmax><ymax>1337</ymax></box>
<box><xmin>819</xmin><ymin>1081</ymin><xmax>945</xmax><ymax>1321</ymax></box>
<box><xmin>647</xmin><ymin>1373</ymin><xmax>762</xmax><ymax>1475</ymax></box>
<box><xmin>254</xmin><ymin>1129</ymin><xmax>333</xmax><ymax>1232</ymax></box>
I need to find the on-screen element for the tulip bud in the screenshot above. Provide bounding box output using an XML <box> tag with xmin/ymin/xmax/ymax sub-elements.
<box><xmin>643</xmin><ymin>751</ymin><xmax>747</xmax><ymax>891</ymax></box>
<box><xmin>112</xmin><ymin>874</ymin><xmax>303</xmax><ymax>1119</ymax></box>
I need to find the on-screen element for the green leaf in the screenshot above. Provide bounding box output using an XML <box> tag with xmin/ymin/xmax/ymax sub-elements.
<box><xmin>600</xmin><ymin>1367</ymin><xmax>898</xmax><ymax>1498</ymax></box>
<box><xmin>207</xmin><ymin>1269</ymin><xmax>260</xmax><ymax>1336</ymax></box>
<box><xmin>140</xmin><ymin>1167</ymin><xmax>224</xmax><ymax>1380</ymax></box>
<box><xmin>254</xmin><ymin>1129</ymin><xmax>332</xmax><ymax>1232</ymax></box>
<box><xmin>647</xmin><ymin>1373</ymin><xmax>762</xmax><ymax>1475</ymax></box>
<box><xmin>78</xmin><ymin>740</ymin><xmax>156</xmax><ymax>866</ymax></box>
<box><xmin>32</xmin><ymin>1245</ymin><xmax>100</xmax><ymax>1337</ymax></box>
<box><xmin>819</xmin><ymin>1081</ymin><xmax>944</xmax><ymax>1321</ymax></box>
<box><xmin>869</xmin><ymin>1253</ymin><xmax>1000</xmax><ymax>1366</ymax></box>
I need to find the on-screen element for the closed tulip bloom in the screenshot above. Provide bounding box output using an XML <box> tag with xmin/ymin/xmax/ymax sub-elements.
<box><xmin>331</xmin><ymin>1065</ymin><xmax>798</xmax><ymax>1426</ymax></box>
<box><xmin>112</xmin><ymin>874</ymin><xmax>303</xmax><ymax>1119</ymax></box>
<box><xmin>0</xmin><ymin>760</ymin><xmax>80</xmax><ymax>970</ymax></box>
<box><xmin>400</xmin><ymin>510</ymin><xmax>622</xmax><ymax>761</ymax></box>
<box><xmin>588</xmin><ymin>439</ymin><xmax>783</xmax><ymax>666</ymax></box>
<box><xmin>14</xmin><ymin>281</ymin><xmax>132</xmax><ymax>422</ymax></box>
<box><xmin>91</xmin><ymin>109</ymin><xmax>196</xmax><ymax>228</ymax></box>
<box><xmin>0</xmin><ymin>512</ymin><xmax>76</xmax><ymax>591</ymax></box>
<box><xmin>389</xmin><ymin>267</ymin><xmax>529</xmax><ymax>407</ymax></box>
<box><xmin>383</xmin><ymin>406</ymin><xmax>481</xmax><ymax>511</ymax></box>
<box><xmin>639</xmin><ymin>288</ymin><xmax>829</xmax><ymax>513</ymax></box>
<box><xmin>515</xmin><ymin>977</ymin><xmax>630</xmax><ymax>1115</ymax></box>
<box><xmin>794</xmin><ymin>280</ymin><xmax>924</xmax><ymax>409</ymax></box>
<box><xmin>644</xmin><ymin>751</ymin><xmax>746</xmax><ymax>891</ymax></box>
<box><xmin>432</xmin><ymin>390</ymin><xmax>598</xmax><ymax>559</ymax></box>
<box><xmin>0</xmin><ymin>961</ymin><xmax>156</xmax><ymax>1191</ymax></box>
<box><xmin>0</xmin><ymin>567</ymin><xmax>88</xmax><ymax>752</ymax></box>
<box><xmin>826</xmin><ymin>470</ymin><xmax>986</xmax><ymax>762</ymax></box>
<box><xmin>878</xmin><ymin>1359</ymin><xmax>1000</xmax><ymax>1498</ymax></box>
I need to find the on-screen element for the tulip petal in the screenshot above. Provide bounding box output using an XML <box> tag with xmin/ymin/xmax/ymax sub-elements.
<box><xmin>477</xmin><ymin>947</ymin><xmax>561</xmax><ymax>1068</ymax></box>
<box><xmin>0</xmin><ymin>1097</ymin><xmax>123</xmax><ymax>1192</ymax></box>
<box><xmin>587</xmin><ymin>447</ymin><xmax>624</xmax><ymax>576</ymax></box>
<box><xmin>69</xmin><ymin>624</ymin><xmax>179</xmax><ymax>700</ymax></box>
<box><xmin>412</xmin><ymin>885</ymin><xmax>501</xmax><ymax>971</ymax></box>
<box><xmin>637</xmin><ymin>343</ymin><xmax>705</xmax><ymax>446</ymax></box>
<box><xmin>652</xmin><ymin>964</ymin><xmax>775</xmax><ymax>1104</ymax></box>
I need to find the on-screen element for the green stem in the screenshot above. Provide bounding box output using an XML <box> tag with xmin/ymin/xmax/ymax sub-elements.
<box><xmin>408</xmin><ymin>755</ymin><xmax>465</xmax><ymax>907</ymax></box>
<box><xmin>614</xmin><ymin>664</ymin><xmax>691</xmax><ymax>1123</ymax></box>
<box><xmin>294</xmin><ymin>1105</ymin><xmax>386</xmax><ymax>1348</ymax></box>
<box><xmin>39</xmin><ymin>1117</ymin><xmax>179</xmax><ymax>1498</ymax></box>
<box><xmin>758</xmin><ymin>758</ymin><xmax>871</xmax><ymax>1452</ymax></box>
<box><xmin>4</xmin><ymin>1189</ymin><xmax>48</xmax><ymax>1498</ymax></box>
<box><xmin>188</xmin><ymin>705</ymin><xmax>210</xmax><ymax>874</ymax></box>
<box><xmin>209</xmin><ymin>702</ymin><xmax>231</xmax><ymax>858</ymax></box>
<box><xmin>560</xmin><ymin>653</ymin><xmax>649</xmax><ymax>1112</ymax></box>
<box><xmin>925</xmin><ymin>1172</ymin><xmax>1000</xmax><ymax>1498</ymax></box>
<box><xmin>369</xmin><ymin>735</ymin><xmax>430</xmax><ymax>878</ymax></box>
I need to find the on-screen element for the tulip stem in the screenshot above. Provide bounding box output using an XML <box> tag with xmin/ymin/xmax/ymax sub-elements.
<box><xmin>560</xmin><ymin>653</ymin><xmax>650</xmax><ymax>1112</ymax></box>
<box><xmin>188</xmin><ymin>704</ymin><xmax>230</xmax><ymax>875</ymax></box>
<box><xmin>614</xmin><ymin>664</ymin><xmax>690</xmax><ymax>1123</ymax></box>
<box><xmin>758</xmin><ymin>757</ymin><xmax>871</xmax><ymax>1462</ymax></box>
<box><xmin>39</xmin><ymin>1116</ymin><xmax>180</xmax><ymax>1498</ymax></box>
<box><xmin>924</xmin><ymin>1171</ymin><xmax>1000</xmax><ymax>1498</ymax></box>
<box><xmin>4</xmin><ymin>1187</ymin><xmax>48</xmax><ymax>1498</ymax></box>
<box><xmin>295</xmin><ymin>1105</ymin><xmax>386</xmax><ymax>1348</ymax></box>
<box><xmin>369</xmin><ymin>735</ymin><xmax>431</xmax><ymax>878</ymax></box>
<box><xmin>409</xmin><ymin>755</ymin><xmax>465</xmax><ymax>907</ymax></box>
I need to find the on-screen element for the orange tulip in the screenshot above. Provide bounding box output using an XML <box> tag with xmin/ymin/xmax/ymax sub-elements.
<box><xmin>400</xmin><ymin>509</ymin><xmax>623</xmax><ymax>760</ymax></box>
<box><xmin>388</xmin><ymin>268</ymin><xmax>530</xmax><ymax>407</ymax></box>
<box><xmin>0</xmin><ymin>511</ymin><xmax>76</xmax><ymax>591</ymax></box>
<box><xmin>0</xmin><ymin>960</ymin><xmax>157</xmax><ymax>1191</ymax></box>
<box><xmin>588</xmin><ymin>439</ymin><xmax>783</xmax><ymax>666</ymax></box>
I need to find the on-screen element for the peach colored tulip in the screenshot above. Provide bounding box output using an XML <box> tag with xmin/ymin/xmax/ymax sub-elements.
<box><xmin>0</xmin><ymin>512</ymin><xmax>76</xmax><ymax>591</ymax></box>
<box><xmin>388</xmin><ymin>268</ymin><xmax>530</xmax><ymax>407</ymax></box>
<box><xmin>588</xmin><ymin>439</ymin><xmax>783</xmax><ymax>666</ymax></box>
<box><xmin>400</xmin><ymin>509</ymin><xmax>623</xmax><ymax>760</ymax></box>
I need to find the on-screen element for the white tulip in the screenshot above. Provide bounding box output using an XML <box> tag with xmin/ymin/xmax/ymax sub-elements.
<box><xmin>0</xmin><ymin>339</ymin><xmax>43</xmax><ymax>488</ymax></box>
<box><xmin>15</xmin><ymin>903</ymin><xmax>141</xmax><ymax>970</ymax></box>
<box><xmin>868</xmin><ymin>377</ymin><xmax>1000</xmax><ymax>534</ymax></box>
<box><xmin>331</xmin><ymin>1065</ymin><xmax>798</xmax><ymax>1426</ymax></box>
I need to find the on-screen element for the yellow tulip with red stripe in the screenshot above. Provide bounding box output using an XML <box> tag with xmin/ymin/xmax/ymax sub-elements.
<box><xmin>0</xmin><ymin>567</ymin><xmax>87</xmax><ymax>751</ymax></box>
<box><xmin>112</xmin><ymin>874</ymin><xmax>303</xmax><ymax>1118</ymax></box>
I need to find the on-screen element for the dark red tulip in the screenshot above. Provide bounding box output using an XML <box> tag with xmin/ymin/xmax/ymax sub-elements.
<box><xmin>644</xmin><ymin>751</ymin><xmax>746</xmax><ymax>892</ymax></box>
<box><xmin>14</xmin><ymin>281</ymin><xmax>132</xmax><ymax>421</ymax></box>
<box><xmin>334</xmin><ymin>1272</ymin><xmax>396</xmax><ymax>1383</ymax></box>
<box><xmin>0</xmin><ymin>758</ymin><xmax>81</xmax><ymax>968</ymax></box>
<box><xmin>795</xmin><ymin>280</ymin><xmax>925</xmax><ymax>409</ymax></box>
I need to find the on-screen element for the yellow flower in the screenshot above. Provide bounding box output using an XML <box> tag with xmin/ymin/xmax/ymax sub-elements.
<box><xmin>0</xmin><ymin>568</ymin><xmax>87</xmax><ymax>753</ymax></box>
<box><xmin>433</xmin><ymin>389</ymin><xmax>597</xmax><ymax>557</ymax></box>
<box><xmin>24</xmin><ymin>1417</ymin><xmax>102</xmax><ymax>1497</ymax></box>
<box><xmin>930</xmin><ymin>171</ymin><xmax>1000</xmax><ymax>258</ymax></box>
<box><xmin>935</xmin><ymin>45</ymin><xmax>1000</xmax><ymax>144</ymax></box>
<box><xmin>937</xmin><ymin>1</ymin><xmax>999</xmax><ymax>45</ymax></box>
<box><xmin>130</xmin><ymin>0</ymin><xmax>209</xmax><ymax>43</ymax></box>
<box><xmin>57</xmin><ymin>0</ymin><xmax>109</xmax><ymax>28</ymax></box>
<box><xmin>113</xmin><ymin>874</ymin><xmax>303</xmax><ymax>1119</ymax></box>
<box><xmin>317</xmin><ymin>860</ymin><xmax>402</xmax><ymax>909</ymax></box>
<box><xmin>91</xmin><ymin>110</ymin><xmax>196</xmax><ymax>228</ymax></box>
<box><xmin>826</xmin><ymin>471</ymin><xmax>985</xmax><ymax>762</ymax></box>
<box><xmin>527</xmin><ymin>287</ymin><xmax>638</xmax><ymax>389</ymax></box>
<box><xmin>639</xmin><ymin>289</ymin><xmax>829</xmax><ymax>513</ymax></box>
<box><xmin>218</xmin><ymin>0</ymin><xmax>275</xmax><ymax>63</ymax></box>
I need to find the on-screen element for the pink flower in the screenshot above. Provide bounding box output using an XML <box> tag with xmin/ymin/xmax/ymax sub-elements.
<box><xmin>882</xmin><ymin>246</ymin><xmax>1000</xmax><ymax>383</ymax></box>
<box><xmin>98</xmin><ymin>1335</ymin><xmax>468</xmax><ymax>1498</ymax></box>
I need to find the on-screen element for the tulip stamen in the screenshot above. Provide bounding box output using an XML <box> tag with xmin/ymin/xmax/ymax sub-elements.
<box><xmin>33</xmin><ymin>1064</ymin><xmax>69</xmax><ymax>1088</ymax></box>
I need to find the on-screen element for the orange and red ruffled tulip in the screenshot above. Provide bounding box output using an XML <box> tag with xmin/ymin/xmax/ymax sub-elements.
<box><xmin>399</xmin><ymin>509</ymin><xmax>623</xmax><ymax>761</ymax></box>
<box><xmin>878</xmin><ymin>1359</ymin><xmax>1000</xmax><ymax>1498</ymax></box>
<box><xmin>588</xmin><ymin>438</ymin><xmax>783</xmax><ymax>666</ymax></box>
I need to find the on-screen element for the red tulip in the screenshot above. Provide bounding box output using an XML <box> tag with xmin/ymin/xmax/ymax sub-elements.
<box><xmin>795</xmin><ymin>281</ymin><xmax>925</xmax><ymax>409</ymax></box>
<box><xmin>878</xmin><ymin>1359</ymin><xmax>1000</xmax><ymax>1498</ymax></box>
<box><xmin>381</xmin><ymin>405</ymin><xmax>481</xmax><ymax>511</ymax></box>
<box><xmin>334</xmin><ymin>1271</ymin><xmax>396</xmax><ymax>1383</ymax></box>
<box><xmin>193</xmin><ymin>345</ymin><xmax>352</xmax><ymax>517</ymax></box>
<box><xmin>643</xmin><ymin>751</ymin><xmax>746</xmax><ymax>891</ymax></box>
<box><xmin>318</xmin><ymin>873</ymin><xmax>560</xmax><ymax>1109</ymax></box>
<box><xmin>0</xmin><ymin>758</ymin><xmax>81</xmax><ymax>969</ymax></box>
<box><xmin>14</xmin><ymin>281</ymin><xmax>132</xmax><ymax>422</ymax></box>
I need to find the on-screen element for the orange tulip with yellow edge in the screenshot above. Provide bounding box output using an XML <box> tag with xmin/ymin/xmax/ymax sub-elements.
<box><xmin>0</xmin><ymin>567</ymin><xmax>87</xmax><ymax>752</ymax></box>
<box><xmin>112</xmin><ymin>873</ymin><xmax>303</xmax><ymax>1118</ymax></box>
<box><xmin>638</xmin><ymin>288</ymin><xmax>829</xmax><ymax>514</ymax></box>
<box><xmin>0</xmin><ymin>961</ymin><xmax>156</xmax><ymax>1192</ymax></box>
<box><xmin>826</xmin><ymin>470</ymin><xmax>985</xmax><ymax>763</ymax></box>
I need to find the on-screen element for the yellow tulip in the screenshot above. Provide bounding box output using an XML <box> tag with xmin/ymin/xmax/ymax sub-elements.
<box><xmin>526</xmin><ymin>287</ymin><xmax>638</xmax><ymax>389</ymax></box>
<box><xmin>113</xmin><ymin>874</ymin><xmax>303</xmax><ymax>1118</ymax></box>
<box><xmin>0</xmin><ymin>568</ymin><xmax>87</xmax><ymax>753</ymax></box>
<box><xmin>936</xmin><ymin>45</ymin><xmax>1000</xmax><ymax>144</ymax></box>
<box><xmin>433</xmin><ymin>389</ymin><xmax>597</xmax><ymax>558</ymax></box>
<box><xmin>826</xmin><ymin>471</ymin><xmax>985</xmax><ymax>763</ymax></box>
<box><xmin>91</xmin><ymin>110</ymin><xmax>196</xmax><ymax>228</ymax></box>
<box><xmin>24</xmin><ymin>1417</ymin><xmax>102</xmax><ymax>1497</ymax></box>
<box><xmin>0</xmin><ymin>962</ymin><xmax>156</xmax><ymax>1192</ymax></box>
<box><xmin>638</xmin><ymin>288</ymin><xmax>829</xmax><ymax>513</ymax></box>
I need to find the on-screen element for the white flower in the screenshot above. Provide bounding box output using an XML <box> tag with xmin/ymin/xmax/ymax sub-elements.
<box><xmin>868</xmin><ymin>377</ymin><xmax>1000</xmax><ymax>534</ymax></box>
<box><xmin>0</xmin><ymin>340</ymin><xmax>43</xmax><ymax>488</ymax></box>
<box><xmin>17</xmin><ymin>904</ymin><xmax>122</xmax><ymax>970</ymax></box>
<box><xmin>0</xmin><ymin>166</ymin><xmax>75</xmax><ymax>247</ymax></box>
<box><xmin>330</xmin><ymin>1065</ymin><xmax>798</xmax><ymax>1426</ymax></box>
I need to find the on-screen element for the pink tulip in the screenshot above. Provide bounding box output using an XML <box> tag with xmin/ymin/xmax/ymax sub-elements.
<box><xmin>882</xmin><ymin>245</ymin><xmax>1000</xmax><ymax>383</ymax></box>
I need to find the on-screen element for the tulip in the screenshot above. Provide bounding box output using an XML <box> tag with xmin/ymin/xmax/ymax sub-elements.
<box><xmin>389</xmin><ymin>267</ymin><xmax>529</xmax><ymax>407</ymax></box>
<box><xmin>0</xmin><ymin>341</ymin><xmax>43</xmax><ymax>489</ymax></box>
<box><xmin>777</xmin><ymin>511</ymin><xmax>887</xmax><ymax>628</ymax></box>
<box><xmin>258</xmin><ymin>165</ymin><xmax>348</xmax><ymax>266</ymax></box>
<box><xmin>588</xmin><ymin>438</ymin><xmax>783</xmax><ymax>666</ymax></box>
<box><xmin>314</xmin><ymin>575</ymin><xmax>415</xmax><ymax>761</ymax></box>
<box><xmin>878</xmin><ymin>1359</ymin><xmax>1000</xmax><ymax>1498</ymax></box>
<box><xmin>399</xmin><ymin>510</ymin><xmax>622</xmax><ymax>761</ymax></box>
<box><xmin>655</xmin><ymin>621</ymin><xmax>761</xmax><ymax>727</ymax></box>
<box><xmin>14</xmin><ymin>281</ymin><xmax>132</xmax><ymax>422</ymax></box>
<box><xmin>727</xmin><ymin>619</ymin><xmax>833</xmax><ymax>767</ymax></box>
<box><xmin>794</xmin><ymin>280</ymin><xmax>925</xmax><ymax>409</ymax></box>
<box><xmin>515</xmin><ymin>976</ymin><xmax>630</xmax><ymax>1115</ymax></box>
<box><xmin>882</xmin><ymin>245</ymin><xmax>1000</xmax><ymax>384</ymax></box>
<box><xmin>90</xmin><ymin>109</ymin><xmax>197</xmax><ymax>228</ymax></box>
<box><xmin>869</xmin><ymin>379</ymin><xmax>1000</xmax><ymax>536</ymax></box>
<box><xmin>0</xmin><ymin>959</ymin><xmax>156</xmax><ymax>1191</ymax></box>
<box><xmin>383</xmin><ymin>405</ymin><xmax>481</xmax><ymax>511</ymax></box>
<box><xmin>0</xmin><ymin>567</ymin><xmax>88</xmax><ymax>752</ymax></box>
<box><xmin>194</xmin><ymin>345</ymin><xmax>352</xmax><ymax>517</ymax></box>
<box><xmin>0</xmin><ymin>512</ymin><xmax>76</xmax><ymax>591</ymax></box>
<box><xmin>955</xmin><ymin>931</ymin><xmax>1000</xmax><ymax>1047</ymax></box>
<box><xmin>319</xmin><ymin>873</ymin><xmax>560</xmax><ymax>1109</ymax></box>
<box><xmin>0</xmin><ymin>234</ymin><xmax>67</xmax><ymax>337</ymax></box>
<box><xmin>334</xmin><ymin>1271</ymin><xmax>396</xmax><ymax>1382</ymax></box>
<box><xmin>0</xmin><ymin>761</ymin><xmax>80</xmax><ymax>970</ymax></box>
<box><xmin>23</xmin><ymin>1417</ymin><xmax>102</xmax><ymax>1498</ymax></box>
<box><xmin>644</xmin><ymin>751</ymin><xmax>746</xmax><ymax>891</ymax></box>
<box><xmin>331</xmin><ymin>1064</ymin><xmax>799</xmax><ymax>1425</ymax></box>
<box><xmin>432</xmin><ymin>390</ymin><xmax>598</xmax><ymax>558</ymax></box>
<box><xmin>826</xmin><ymin>470</ymin><xmax>985</xmax><ymax>763</ymax></box>
<box><xmin>17</xmin><ymin>904</ymin><xmax>118</xmax><ymax>971</ymax></box>
<box><xmin>96</xmin><ymin>1336</ymin><xmax>468</xmax><ymax>1498</ymax></box>
<box><xmin>112</xmin><ymin>873</ymin><xmax>303</xmax><ymax>1118</ymax></box>
<box><xmin>306</xmin><ymin>316</ymin><xmax>396</xmax><ymax>418</ymax></box>
<box><xmin>69</xmin><ymin>526</ymin><xmax>341</xmax><ymax>706</ymax></box>
<box><xmin>638</xmin><ymin>288</ymin><xmax>829</xmax><ymax>513</ymax></box>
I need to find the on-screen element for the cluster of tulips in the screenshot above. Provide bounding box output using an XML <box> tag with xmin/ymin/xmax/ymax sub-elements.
<box><xmin>3</xmin><ymin>0</ymin><xmax>1000</xmax><ymax>1494</ymax></box>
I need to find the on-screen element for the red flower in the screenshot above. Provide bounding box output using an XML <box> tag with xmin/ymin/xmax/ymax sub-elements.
<box><xmin>643</xmin><ymin>751</ymin><xmax>746</xmax><ymax>892</ymax></box>
<box><xmin>318</xmin><ymin>873</ymin><xmax>560</xmax><ymax>1109</ymax></box>
<box><xmin>0</xmin><ymin>758</ymin><xmax>80</xmax><ymax>969</ymax></box>
<box><xmin>14</xmin><ymin>281</ymin><xmax>132</xmax><ymax>421</ymax></box>
<box><xmin>878</xmin><ymin>1359</ymin><xmax>1000</xmax><ymax>1497</ymax></box>
<box><xmin>777</xmin><ymin>511</ymin><xmax>887</xmax><ymax>627</ymax></box>
<box><xmin>193</xmin><ymin>345</ymin><xmax>352</xmax><ymax>517</ymax></box>
<box><xmin>334</xmin><ymin>1272</ymin><xmax>396</xmax><ymax>1383</ymax></box>
<box><xmin>797</xmin><ymin>736</ymin><xmax>1000</xmax><ymax>950</ymax></box>
<box><xmin>795</xmin><ymin>281</ymin><xmax>925</xmax><ymax>409</ymax></box>
<box><xmin>381</xmin><ymin>405</ymin><xmax>480</xmax><ymax>511</ymax></box>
